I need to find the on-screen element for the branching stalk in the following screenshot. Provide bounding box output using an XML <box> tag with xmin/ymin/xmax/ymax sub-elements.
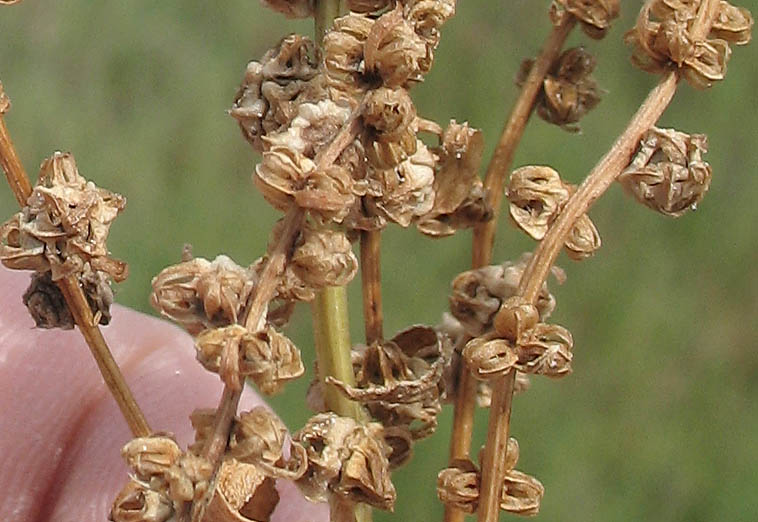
<box><xmin>476</xmin><ymin>3</ymin><xmax>721</xmax><ymax>521</ymax></box>
<box><xmin>0</xmin><ymin>84</ymin><xmax>151</xmax><ymax>438</ymax></box>
<box><xmin>444</xmin><ymin>15</ymin><xmax>575</xmax><ymax>522</ymax></box>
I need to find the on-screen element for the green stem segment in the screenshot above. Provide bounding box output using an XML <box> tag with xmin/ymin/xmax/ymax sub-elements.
<box><xmin>315</xmin><ymin>0</ymin><xmax>341</xmax><ymax>47</ymax></box>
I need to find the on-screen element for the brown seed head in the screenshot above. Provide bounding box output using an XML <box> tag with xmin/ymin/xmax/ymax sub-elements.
<box><xmin>260</xmin><ymin>0</ymin><xmax>314</xmax><ymax>18</ymax></box>
<box><xmin>516</xmin><ymin>323</ymin><xmax>574</xmax><ymax>378</ymax></box>
<box><xmin>551</xmin><ymin>0</ymin><xmax>620</xmax><ymax>39</ymax></box>
<box><xmin>110</xmin><ymin>481</ymin><xmax>173</xmax><ymax>522</ymax></box>
<box><xmin>290</xmin><ymin>226</ymin><xmax>358</xmax><ymax>288</ymax></box>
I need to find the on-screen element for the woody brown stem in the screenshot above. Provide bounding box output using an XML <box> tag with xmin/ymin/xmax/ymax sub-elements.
<box><xmin>0</xmin><ymin>85</ymin><xmax>151</xmax><ymax>438</ymax></box>
<box><xmin>477</xmin><ymin>3</ymin><xmax>720</xmax><ymax>520</ymax></box>
<box><xmin>360</xmin><ymin>229</ymin><xmax>383</xmax><ymax>344</ymax></box>
<box><xmin>444</xmin><ymin>16</ymin><xmax>575</xmax><ymax>522</ymax></box>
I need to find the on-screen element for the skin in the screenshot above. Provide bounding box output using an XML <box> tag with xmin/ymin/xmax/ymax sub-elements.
<box><xmin>0</xmin><ymin>267</ymin><xmax>327</xmax><ymax>522</ymax></box>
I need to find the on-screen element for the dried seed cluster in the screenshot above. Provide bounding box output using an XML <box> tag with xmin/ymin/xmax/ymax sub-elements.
<box><xmin>0</xmin><ymin>152</ymin><xmax>126</xmax><ymax>328</ymax></box>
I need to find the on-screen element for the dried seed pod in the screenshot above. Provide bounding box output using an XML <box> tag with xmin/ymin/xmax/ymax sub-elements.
<box><xmin>382</xmin><ymin>425</ymin><xmax>414</xmax><ymax>469</ymax></box>
<box><xmin>518</xmin><ymin>47</ymin><xmax>603</xmax><ymax>132</ymax></box>
<box><xmin>290</xmin><ymin>226</ymin><xmax>358</xmax><ymax>288</ymax></box>
<box><xmin>229</xmin><ymin>406</ymin><xmax>308</xmax><ymax>480</ymax></box>
<box><xmin>403</xmin><ymin>0</ymin><xmax>457</xmax><ymax>71</ymax></box>
<box><xmin>367</xmin><ymin>140</ymin><xmax>436</xmax><ymax>227</ymax></box>
<box><xmin>110</xmin><ymin>481</ymin><xmax>173</xmax><ymax>522</ymax></box>
<box><xmin>462</xmin><ymin>336</ymin><xmax>518</xmax><ymax>380</ymax></box>
<box><xmin>624</xmin><ymin>0</ymin><xmax>750</xmax><ymax>89</ymax></box>
<box><xmin>260</xmin><ymin>0</ymin><xmax>314</xmax><ymax>18</ymax></box>
<box><xmin>436</xmin><ymin>459</ymin><xmax>479</xmax><ymax>514</ymax></box>
<box><xmin>230</xmin><ymin>35</ymin><xmax>321</xmax><ymax>152</ymax></box>
<box><xmin>323</xmin><ymin>14</ymin><xmax>375</xmax><ymax>101</ymax></box>
<box><xmin>418</xmin><ymin>121</ymin><xmax>492</xmax><ymax>237</ymax></box>
<box><xmin>0</xmin><ymin>152</ymin><xmax>127</xmax><ymax>283</ymax></box>
<box><xmin>264</xmin><ymin>99</ymin><xmax>352</xmax><ymax>159</ymax></box>
<box><xmin>493</xmin><ymin>296</ymin><xmax>539</xmax><ymax>342</ymax></box>
<box><xmin>516</xmin><ymin>323</ymin><xmax>574</xmax><ymax>378</ymax></box>
<box><xmin>507</xmin><ymin>166</ymin><xmax>570</xmax><ymax>241</ymax></box>
<box><xmin>618</xmin><ymin>127</ymin><xmax>712</xmax><ymax>217</ymax></box>
<box><xmin>151</xmin><ymin>254</ymin><xmax>255</xmax><ymax>336</ymax></box>
<box><xmin>501</xmin><ymin>469</ymin><xmax>545</xmax><ymax>516</ymax></box>
<box><xmin>362</xmin><ymin>87</ymin><xmax>418</xmax><ymax>169</ymax></box>
<box><xmin>551</xmin><ymin>0</ymin><xmax>620</xmax><ymax>39</ymax></box>
<box><xmin>564</xmin><ymin>212</ymin><xmax>602</xmax><ymax>260</ymax></box>
<box><xmin>347</xmin><ymin>0</ymin><xmax>393</xmax><ymax>13</ymax></box>
<box><xmin>255</xmin><ymin>145</ymin><xmax>356</xmax><ymax>222</ymax></box>
<box><xmin>202</xmin><ymin>459</ymin><xmax>280</xmax><ymax>522</ymax></box>
<box><xmin>294</xmin><ymin>412</ymin><xmax>396</xmax><ymax>510</ymax></box>
<box><xmin>364</xmin><ymin>8</ymin><xmax>427</xmax><ymax>88</ymax></box>
<box><xmin>195</xmin><ymin>323</ymin><xmax>304</xmax><ymax>395</ymax></box>
<box><xmin>450</xmin><ymin>254</ymin><xmax>561</xmax><ymax>337</ymax></box>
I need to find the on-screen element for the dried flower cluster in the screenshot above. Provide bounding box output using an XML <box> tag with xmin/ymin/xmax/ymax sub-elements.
<box><xmin>0</xmin><ymin>152</ymin><xmax>126</xmax><ymax>327</ymax></box>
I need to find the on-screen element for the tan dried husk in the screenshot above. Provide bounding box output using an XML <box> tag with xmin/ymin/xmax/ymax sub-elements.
<box><xmin>436</xmin><ymin>458</ymin><xmax>479</xmax><ymax>514</ymax></box>
<box><xmin>231</xmin><ymin>35</ymin><xmax>321</xmax><ymax>152</ymax></box>
<box><xmin>323</xmin><ymin>14</ymin><xmax>375</xmax><ymax>102</ymax></box>
<box><xmin>200</xmin><ymin>459</ymin><xmax>280</xmax><ymax>522</ymax></box>
<box><xmin>624</xmin><ymin>0</ymin><xmax>752</xmax><ymax>89</ymax></box>
<box><xmin>260</xmin><ymin>0</ymin><xmax>314</xmax><ymax>18</ymax></box>
<box><xmin>194</xmin><ymin>323</ymin><xmax>304</xmax><ymax>395</ymax></box>
<box><xmin>228</xmin><ymin>406</ymin><xmax>308</xmax><ymax>480</ymax></box>
<box><xmin>418</xmin><ymin>120</ymin><xmax>492</xmax><ymax>237</ymax></box>
<box><xmin>551</xmin><ymin>0</ymin><xmax>620</xmax><ymax>39</ymax></box>
<box><xmin>290</xmin><ymin>225</ymin><xmax>358</xmax><ymax>288</ymax></box>
<box><xmin>0</xmin><ymin>152</ymin><xmax>127</xmax><ymax>283</ymax></box>
<box><xmin>365</xmin><ymin>140</ymin><xmax>436</xmax><ymax>227</ymax></box>
<box><xmin>403</xmin><ymin>0</ymin><xmax>457</xmax><ymax>71</ymax></box>
<box><xmin>516</xmin><ymin>323</ymin><xmax>574</xmax><ymax>378</ymax></box>
<box><xmin>347</xmin><ymin>0</ymin><xmax>393</xmax><ymax>14</ymax></box>
<box><xmin>150</xmin><ymin>254</ymin><xmax>255</xmax><ymax>336</ymax></box>
<box><xmin>618</xmin><ymin>126</ymin><xmax>712</xmax><ymax>216</ymax></box>
<box><xmin>507</xmin><ymin>166</ymin><xmax>570</xmax><ymax>241</ymax></box>
<box><xmin>449</xmin><ymin>254</ymin><xmax>562</xmax><ymax>338</ymax></box>
<box><xmin>364</xmin><ymin>7</ymin><xmax>427</xmax><ymax>88</ymax></box>
<box><xmin>362</xmin><ymin>87</ymin><xmax>418</xmax><ymax>169</ymax></box>
<box><xmin>462</xmin><ymin>336</ymin><xmax>518</xmax><ymax>381</ymax></box>
<box><xmin>294</xmin><ymin>412</ymin><xmax>396</xmax><ymax>510</ymax></box>
<box><xmin>518</xmin><ymin>47</ymin><xmax>603</xmax><ymax>132</ymax></box>
<box><xmin>110</xmin><ymin>481</ymin><xmax>173</xmax><ymax>522</ymax></box>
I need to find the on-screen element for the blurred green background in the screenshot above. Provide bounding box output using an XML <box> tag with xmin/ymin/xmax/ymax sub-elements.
<box><xmin>1</xmin><ymin>1</ymin><xmax>757</xmax><ymax>521</ymax></box>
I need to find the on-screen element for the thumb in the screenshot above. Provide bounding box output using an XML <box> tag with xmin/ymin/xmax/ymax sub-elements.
<box><xmin>0</xmin><ymin>266</ymin><xmax>327</xmax><ymax>522</ymax></box>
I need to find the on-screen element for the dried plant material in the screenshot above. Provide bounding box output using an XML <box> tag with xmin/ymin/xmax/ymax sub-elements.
<box><xmin>418</xmin><ymin>120</ymin><xmax>492</xmax><ymax>237</ymax></box>
<box><xmin>0</xmin><ymin>152</ymin><xmax>127</xmax><ymax>282</ymax></box>
<box><xmin>0</xmin><ymin>81</ymin><xmax>9</xmax><ymax>114</ymax></box>
<box><xmin>294</xmin><ymin>412</ymin><xmax>396</xmax><ymax>510</ymax></box>
<box><xmin>507</xmin><ymin>166</ymin><xmax>570</xmax><ymax>241</ymax></box>
<box><xmin>564</xmin><ymin>211</ymin><xmax>601</xmax><ymax>260</ymax></box>
<box><xmin>290</xmin><ymin>226</ymin><xmax>358</xmax><ymax>288</ymax></box>
<box><xmin>624</xmin><ymin>0</ymin><xmax>752</xmax><ymax>89</ymax></box>
<box><xmin>195</xmin><ymin>323</ymin><xmax>304</xmax><ymax>395</ymax></box>
<box><xmin>450</xmin><ymin>254</ymin><xmax>561</xmax><ymax>338</ymax></box>
<box><xmin>255</xmin><ymin>145</ymin><xmax>356</xmax><ymax>222</ymax></box>
<box><xmin>366</xmin><ymin>141</ymin><xmax>436</xmax><ymax>227</ymax></box>
<box><xmin>518</xmin><ymin>47</ymin><xmax>603</xmax><ymax>132</ymax></box>
<box><xmin>516</xmin><ymin>323</ymin><xmax>574</xmax><ymax>378</ymax></box>
<box><xmin>436</xmin><ymin>459</ymin><xmax>479</xmax><ymax>514</ymax></box>
<box><xmin>462</xmin><ymin>336</ymin><xmax>518</xmax><ymax>380</ymax></box>
<box><xmin>618</xmin><ymin>127</ymin><xmax>712</xmax><ymax>216</ymax></box>
<box><xmin>323</xmin><ymin>14</ymin><xmax>375</xmax><ymax>101</ymax></box>
<box><xmin>201</xmin><ymin>459</ymin><xmax>279</xmax><ymax>522</ymax></box>
<box><xmin>501</xmin><ymin>470</ymin><xmax>545</xmax><ymax>516</ymax></box>
<box><xmin>230</xmin><ymin>35</ymin><xmax>320</xmax><ymax>152</ymax></box>
<box><xmin>347</xmin><ymin>0</ymin><xmax>392</xmax><ymax>13</ymax></box>
<box><xmin>229</xmin><ymin>406</ymin><xmax>308</xmax><ymax>480</ymax></box>
<box><xmin>264</xmin><ymin>99</ymin><xmax>352</xmax><ymax>159</ymax></box>
<box><xmin>110</xmin><ymin>481</ymin><xmax>173</xmax><ymax>522</ymax></box>
<box><xmin>382</xmin><ymin>425</ymin><xmax>414</xmax><ymax>469</ymax></box>
<box><xmin>403</xmin><ymin>0</ymin><xmax>457</xmax><ymax>71</ymax></box>
<box><xmin>364</xmin><ymin>8</ymin><xmax>427</xmax><ymax>88</ymax></box>
<box><xmin>151</xmin><ymin>254</ymin><xmax>255</xmax><ymax>336</ymax></box>
<box><xmin>493</xmin><ymin>296</ymin><xmax>540</xmax><ymax>342</ymax></box>
<box><xmin>260</xmin><ymin>0</ymin><xmax>314</xmax><ymax>18</ymax></box>
<box><xmin>362</xmin><ymin>87</ymin><xmax>418</xmax><ymax>169</ymax></box>
<box><xmin>551</xmin><ymin>0</ymin><xmax>620</xmax><ymax>39</ymax></box>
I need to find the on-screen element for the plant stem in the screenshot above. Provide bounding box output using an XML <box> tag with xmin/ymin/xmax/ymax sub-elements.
<box><xmin>444</xmin><ymin>16</ymin><xmax>575</xmax><ymax>522</ymax></box>
<box><xmin>0</xmin><ymin>82</ymin><xmax>151</xmax><ymax>438</ymax></box>
<box><xmin>477</xmin><ymin>3</ymin><xmax>721</xmax><ymax>520</ymax></box>
<box><xmin>315</xmin><ymin>0</ymin><xmax>341</xmax><ymax>47</ymax></box>
<box><xmin>360</xmin><ymin>229</ymin><xmax>383</xmax><ymax>344</ymax></box>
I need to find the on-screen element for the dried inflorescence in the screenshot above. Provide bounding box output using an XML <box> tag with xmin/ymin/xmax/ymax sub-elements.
<box><xmin>550</xmin><ymin>0</ymin><xmax>620</xmax><ymax>39</ymax></box>
<box><xmin>449</xmin><ymin>254</ymin><xmax>562</xmax><ymax>338</ymax></box>
<box><xmin>507</xmin><ymin>166</ymin><xmax>601</xmax><ymax>260</ymax></box>
<box><xmin>261</xmin><ymin>0</ymin><xmax>314</xmax><ymax>18</ymax></box>
<box><xmin>290</xmin><ymin>225</ymin><xmax>358</xmax><ymax>288</ymax></box>
<box><xmin>194</xmin><ymin>323</ymin><xmax>304</xmax><ymax>395</ymax></box>
<box><xmin>150</xmin><ymin>254</ymin><xmax>255</xmax><ymax>336</ymax></box>
<box><xmin>625</xmin><ymin>0</ymin><xmax>753</xmax><ymax>89</ymax></box>
<box><xmin>436</xmin><ymin>437</ymin><xmax>544</xmax><ymax>516</ymax></box>
<box><xmin>418</xmin><ymin>120</ymin><xmax>492</xmax><ymax>237</ymax></box>
<box><xmin>518</xmin><ymin>47</ymin><xmax>603</xmax><ymax>132</ymax></box>
<box><xmin>230</xmin><ymin>35</ymin><xmax>321</xmax><ymax>152</ymax></box>
<box><xmin>618</xmin><ymin>126</ymin><xmax>712</xmax><ymax>216</ymax></box>
<box><xmin>362</xmin><ymin>86</ymin><xmax>418</xmax><ymax>169</ymax></box>
<box><xmin>294</xmin><ymin>412</ymin><xmax>396</xmax><ymax>510</ymax></box>
<box><xmin>347</xmin><ymin>0</ymin><xmax>393</xmax><ymax>14</ymax></box>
